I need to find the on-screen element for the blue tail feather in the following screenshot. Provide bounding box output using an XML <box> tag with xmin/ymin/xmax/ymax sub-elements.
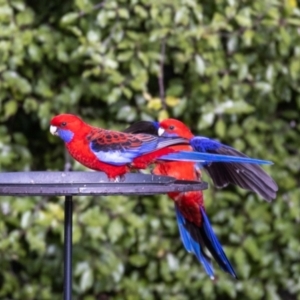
<box><xmin>175</xmin><ymin>206</ymin><xmax>215</xmax><ymax>279</ymax></box>
<box><xmin>190</xmin><ymin>237</ymin><xmax>215</xmax><ymax>279</ymax></box>
<box><xmin>200</xmin><ymin>207</ymin><xmax>237</xmax><ymax>278</ymax></box>
<box><xmin>174</xmin><ymin>205</ymin><xmax>237</xmax><ymax>279</ymax></box>
<box><xmin>160</xmin><ymin>151</ymin><xmax>273</xmax><ymax>165</ymax></box>
<box><xmin>175</xmin><ymin>207</ymin><xmax>193</xmax><ymax>253</ymax></box>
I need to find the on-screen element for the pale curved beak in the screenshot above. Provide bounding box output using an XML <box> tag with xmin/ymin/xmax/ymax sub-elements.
<box><xmin>158</xmin><ymin>127</ymin><xmax>165</xmax><ymax>136</ymax></box>
<box><xmin>50</xmin><ymin>125</ymin><xmax>58</xmax><ymax>135</ymax></box>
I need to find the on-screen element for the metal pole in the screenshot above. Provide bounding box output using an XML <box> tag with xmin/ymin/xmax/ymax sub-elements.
<box><xmin>64</xmin><ymin>196</ymin><xmax>73</xmax><ymax>300</ymax></box>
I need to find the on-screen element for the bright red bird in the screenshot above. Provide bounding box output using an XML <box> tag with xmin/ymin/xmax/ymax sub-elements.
<box><xmin>124</xmin><ymin>125</ymin><xmax>237</xmax><ymax>279</ymax></box>
<box><xmin>49</xmin><ymin>114</ymin><xmax>188</xmax><ymax>179</ymax></box>
<box><xmin>157</xmin><ymin>118</ymin><xmax>278</xmax><ymax>201</ymax></box>
<box><xmin>125</xmin><ymin>119</ymin><xmax>278</xmax><ymax>201</ymax></box>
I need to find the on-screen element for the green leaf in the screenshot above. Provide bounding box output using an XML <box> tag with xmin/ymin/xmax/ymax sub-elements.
<box><xmin>108</xmin><ymin>219</ymin><xmax>124</xmax><ymax>242</ymax></box>
<box><xmin>60</xmin><ymin>12</ymin><xmax>78</xmax><ymax>26</ymax></box>
<box><xmin>3</xmin><ymin>71</ymin><xmax>32</xmax><ymax>94</ymax></box>
<box><xmin>16</xmin><ymin>8</ymin><xmax>34</xmax><ymax>26</ymax></box>
<box><xmin>0</xmin><ymin>5</ymin><xmax>13</xmax><ymax>22</ymax></box>
<box><xmin>21</xmin><ymin>211</ymin><xmax>32</xmax><ymax>229</ymax></box>
<box><xmin>118</xmin><ymin>8</ymin><xmax>129</xmax><ymax>19</ymax></box>
<box><xmin>215</xmin><ymin>100</ymin><xmax>255</xmax><ymax>114</ymax></box>
<box><xmin>4</xmin><ymin>100</ymin><xmax>18</xmax><ymax>118</ymax></box>
<box><xmin>215</xmin><ymin>118</ymin><xmax>226</xmax><ymax>138</ymax></box>
<box><xmin>129</xmin><ymin>254</ymin><xmax>147</xmax><ymax>267</ymax></box>
<box><xmin>195</xmin><ymin>54</ymin><xmax>205</xmax><ymax>75</ymax></box>
<box><xmin>80</xmin><ymin>268</ymin><xmax>94</xmax><ymax>292</ymax></box>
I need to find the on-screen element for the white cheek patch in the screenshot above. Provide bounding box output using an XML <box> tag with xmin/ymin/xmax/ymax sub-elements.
<box><xmin>158</xmin><ymin>127</ymin><xmax>165</xmax><ymax>136</ymax></box>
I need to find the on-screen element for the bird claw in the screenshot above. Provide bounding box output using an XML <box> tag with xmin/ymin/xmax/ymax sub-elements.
<box><xmin>110</xmin><ymin>175</ymin><xmax>126</xmax><ymax>183</ymax></box>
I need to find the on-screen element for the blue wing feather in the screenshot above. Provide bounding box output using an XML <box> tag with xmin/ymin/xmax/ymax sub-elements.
<box><xmin>90</xmin><ymin>138</ymin><xmax>159</xmax><ymax>165</ymax></box>
<box><xmin>90</xmin><ymin>134</ymin><xmax>188</xmax><ymax>165</ymax></box>
<box><xmin>190</xmin><ymin>137</ymin><xmax>278</xmax><ymax>201</ymax></box>
<box><xmin>160</xmin><ymin>151</ymin><xmax>273</xmax><ymax>165</ymax></box>
<box><xmin>190</xmin><ymin>136</ymin><xmax>222</xmax><ymax>152</ymax></box>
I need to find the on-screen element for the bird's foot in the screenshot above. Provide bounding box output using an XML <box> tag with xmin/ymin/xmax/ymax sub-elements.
<box><xmin>110</xmin><ymin>175</ymin><xmax>126</xmax><ymax>183</ymax></box>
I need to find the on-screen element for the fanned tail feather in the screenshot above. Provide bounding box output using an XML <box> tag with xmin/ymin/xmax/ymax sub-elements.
<box><xmin>175</xmin><ymin>205</ymin><xmax>237</xmax><ymax>279</ymax></box>
<box><xmin>175</xmin><ymin>206</ymin><xmax>215</xmax><ymax>279</ymax></box>
<box><xmin>199</xmin><ymin>207</ymin><xmax>237</xmax><ymax>278</ymax></box>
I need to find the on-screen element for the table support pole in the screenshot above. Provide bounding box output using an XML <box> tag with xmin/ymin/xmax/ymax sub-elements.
<box><xmin>64</xmin><ymin>196</ymin><xmax>73</xmax><ymax>300</ymax></box>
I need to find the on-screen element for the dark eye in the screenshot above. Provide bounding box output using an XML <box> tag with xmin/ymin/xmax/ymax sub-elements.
<box><xmin>169</xmin><ymin>125</ymin><xmax>175</xmax><ymax>130</ymax></box>
<box><xmin>61</xmin><ymin>122</ymin><xmax>67</xmax><ymax>127</ymax></box>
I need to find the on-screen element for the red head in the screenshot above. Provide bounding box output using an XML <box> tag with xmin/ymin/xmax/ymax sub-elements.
<box><xmin>158</xmin><ymin>119</ymin><xmax>194</xmax><ymax>139</ymax></box>
<box><xmin>50</xmin><ymin>114</ymin><xmax>86</xmax><ymax>143</ymax></box>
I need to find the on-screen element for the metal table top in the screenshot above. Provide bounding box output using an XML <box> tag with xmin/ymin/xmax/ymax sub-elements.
<box><xmin>0</xmin><ymin>171</ymin><xmax>208</xmax><ymax>196</ymax></box>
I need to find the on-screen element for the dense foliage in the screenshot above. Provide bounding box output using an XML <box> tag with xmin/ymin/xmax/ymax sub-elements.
<box><xmin>1</xmin><ymin>0</ymin><xmax>300</xmax><ymax>299</ymax></box>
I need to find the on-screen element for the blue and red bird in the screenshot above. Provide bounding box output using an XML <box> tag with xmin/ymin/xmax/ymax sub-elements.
<box><xmin>125</xmin><ymin>118</ymin><xmax>278</xmax><ymax>201</ymax></box>
<box><xmin>124</xmin><ymin>124</ymin><xmax>237</xmax><ymax>279</ymax></box>
<box><xmin>50</xmin><ymin>114</ymin><xmax>188</xmax><ymax>179</ymax></box>
<box><xmin>124</xmin><ymin>118</ymin><xmax>277</xmax><ymax>278</ymax></box>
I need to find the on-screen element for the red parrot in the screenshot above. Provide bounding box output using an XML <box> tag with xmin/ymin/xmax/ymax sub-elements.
<box><xmin>124</xmin><ymin>125</ymin><xmax>237</xmax><ymax>279</ymax></box>
<box><xmin>49</xmin><ymin>114</ymin><xmax>188</xmax><ymax>179</ymax></box>
<box><xmin>124</xmin><ymin>119</ymin><xmax>278</xmax><ymax>201</ymax></box>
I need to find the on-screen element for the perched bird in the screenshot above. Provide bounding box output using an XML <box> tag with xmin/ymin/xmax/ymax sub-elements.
<box><xmin>125</xmin><ymin>119</ymin><xmax>278</xmax><ymax>201</ymax></box>
<box><xmin>124</xmin><ymin>122</ymin><xmax>236</xmax><ymax>278</ymax></box>
<box><xmin>49</xmin><ymin>114</ymin><xmax>188</xmax><ymax>179</ymax></box>
<box><xmin>158</xmin><ymin>119</ymin><xmax>278</xmax><ymax>201</ymax></box>
<box><xmin>123</xmin><ymin>122</ymin><xmax>274</xmax><ymax>169</ymax></box>
<box><xmin>123</xmin><ymin>118</ymin><xmax>277</xmax><ymax>278</ymax></box>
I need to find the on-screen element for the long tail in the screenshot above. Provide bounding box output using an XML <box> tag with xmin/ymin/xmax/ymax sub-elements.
<box><xmin>175</xmin><ymin>206</ymin><xmax>215</xmax><ymax>279</ymax></box>
<box><xmin>199</xmin><ymin>207</ymin><xmax>237</xmax><ymax>277</ymax></box>
<box><xmin>175</xmin><ymin>205</ymin><xmax>237</xmax><ymax>279</ymax></box>
<box><xmin>160</xmin><ymin>151</ymin><xmax>273</xmax><ymax>165</ymax></box>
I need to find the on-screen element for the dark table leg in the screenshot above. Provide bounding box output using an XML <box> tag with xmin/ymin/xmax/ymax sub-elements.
<box><xmin>64</xmin><ymin>196</ymin><xmax>73</xmax><ymax>300</ymax></box>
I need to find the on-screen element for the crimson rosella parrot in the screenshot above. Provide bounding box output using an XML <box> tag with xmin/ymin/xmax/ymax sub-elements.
<box><xmin>124</xmin><ymin>124</ymin><xmax>237</xmax><ymax>279</ymax></box>
<box><xmin>49</xmin><ymin>114</ymin><xmax>189</xmax><ymax>179</ymax></box>
<box><xmin>124</xmin><ymin>119</ymin><xmax>278</xmax><ymax>201</ymax></box>
<box><xmin>50</xmin><ymin>114</ymin><xmax>273</xmax><ymax>180</ymax></box>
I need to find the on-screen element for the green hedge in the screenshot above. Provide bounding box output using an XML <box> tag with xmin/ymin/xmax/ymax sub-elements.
<box><xmin>1</xmin><ymin>0</ymin><xmax>300</xmax><ymax>299</ymax></box>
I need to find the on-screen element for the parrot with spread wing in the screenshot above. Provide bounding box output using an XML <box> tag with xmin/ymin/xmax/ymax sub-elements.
<box><xmin>124</xmin><ymin>119</ymin><xmax>278</xmax><ymax>201</ymax></box>
<box><xmin>124</xmin><ymin>124</ymin><xmax>237</xmax><ymax>279</ymax></box>
<box><xmin>50</xmin><ymin>114</ymin><xmax>274</xmax><ymax>180</ymax></box>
